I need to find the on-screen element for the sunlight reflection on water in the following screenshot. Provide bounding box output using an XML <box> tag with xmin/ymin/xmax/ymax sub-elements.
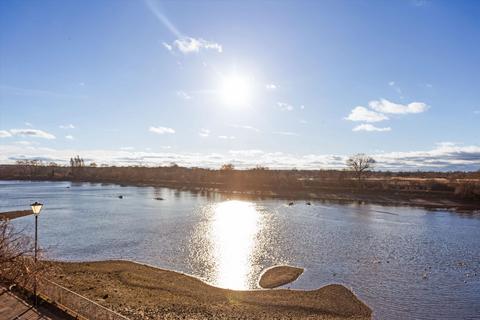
<box><xmin>208</xmin><ymin>200</ymin><xmax>260</xmax><ymax>289</ymax></box>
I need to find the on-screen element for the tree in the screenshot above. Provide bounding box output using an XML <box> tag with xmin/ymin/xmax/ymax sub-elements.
<box><xmin>70</xmin><ymin>155</ymin><xmax>85</xmax><ymax>168</ymax></box>
<box><xmin>0</xmin><ymin>220</ymin><xmax>50</xmax><ymax>288</ymax></box>
<box><xmin>220</xmin><ymin>163</ymin><xmax>235</xmax><ymax>171</ymax></box>
<box><xmin>346</xmin><ymin>154</ymin><xmax>376</xmax><ymax>185</ymax></box>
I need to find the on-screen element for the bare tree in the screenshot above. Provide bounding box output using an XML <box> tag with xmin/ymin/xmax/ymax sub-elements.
<box><xmin>346</xmin><ymin>154</ymin><xmax>376</xmax><ymax>185</ymax></box>
<box><xmin>0</xmin><ymin>220</ymin><xmax>50</xmax><ymax>289</ymax></box>
<box><xmin>220</xmin><ymin>163</ymin><xmax>235</xmax><ymax>171</ymax></box>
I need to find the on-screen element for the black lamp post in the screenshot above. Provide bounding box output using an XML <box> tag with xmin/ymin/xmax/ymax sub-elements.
<box><xmin>30</xmin><ymin>201</ymin><xmax>43</xmax><ymax>307</ymax></box>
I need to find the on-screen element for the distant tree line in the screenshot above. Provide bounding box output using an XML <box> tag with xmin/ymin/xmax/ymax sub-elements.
<box><xmin>1</xmin><ymin>154</ymin><xmax>479</xmax><ymax>201</ymax></box>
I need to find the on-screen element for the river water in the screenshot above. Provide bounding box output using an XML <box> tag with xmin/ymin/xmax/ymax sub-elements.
<box><xmin>1</xmin><ymin>180</ymin><xmax>479</xmax><ymax>319</ymax></box>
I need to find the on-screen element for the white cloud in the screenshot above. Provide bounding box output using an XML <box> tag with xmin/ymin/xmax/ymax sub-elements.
<box><xmin>15</xmin><ymin>141</ymin><xmax>35</xmax><ymax>146</ymax></box>
<box><xmin>9</xmin><ymin>129</ymin><xmax>56</xmax><ymax>139</ymax></box>
<box><xmin>176</xmin><ymin>90</ymin><xmax>192</xmax><ymax>100</ymax></box>
<box><xmin>277</xmin><ymin>102</ymin><xmax>294</xmax><ymax>111</ymax></box>
<box><xmin>25</xmin><ymin>122</ymin><xmax>33</xmax><ymax>127</ymax></box>
<box><xmin>162</xmin><ymin>42</ymin><xmax>173</xmax><ymax>51</ymax></box>
<box><xmin>353</xmin><ymin>124</ymin><xmax>391</xmax><ymax>132</ymax></box>
<box><xmin>59</xmin><ymin>124</ymin><xmax>75</xmax><ymax>129</ymax></box>
<box><xmin>120</xmin><ymin>146</ymin><xmax>134</xmax><ymax>151</ymax></box>
<box><xmin>299</xmin><ymin>119</ymin><xmax>308</xmax><ymax>124</ymax></box>
<box><xmin>266</xmin><ymin>83</ymin><xmax>277</xmax><ymax>90</ymax></box>
<box><xmin>199</xmin><ymin>129</ymin><xmax>210</xmax><ymax>137</ymax></box>
<box><xmin>218</xmin><ymin>135</ymin><xmax>235</xmax><ymax>140</ymax></box>
<box><xmin>0</xmin><ymin>130</ymin><xmax>12</xmax><ymax>138</ymax></box>
<box><xmin>170</xmin><ymin>37</ymin><xmax>222</xmax><ymax>54</ymax></box>
<box><xmin>65</xmin><ymin>135</ymin><xmax>74</xmax><ymax>140</ymax></box>
<box><xmin>369</xmin><ymin>99</ymin><xmax>429</xmax><ymax>114</ymax></box>
<box><xmin>0</xmin><ymin>143</ymin><xmax>478</xmax><ymax>171</ymax></box>
<box><xmin>345</xmin><ymin>106</ymin><xmax>389</xmax><ymax>122</ymax></box>
<box><xmin>149</xmin><ymin>126</ymin><xmax>175</xmax><ymax>134</ymax></box>
<box><xmin>272</xmin><ymin>131</ymin><xmax>299</xmax><ymax>136</ymax></box>
<box><xmin>300</xmin><ymin>105</ymin><xmax>305</xmax><ymax>110</ymax></box>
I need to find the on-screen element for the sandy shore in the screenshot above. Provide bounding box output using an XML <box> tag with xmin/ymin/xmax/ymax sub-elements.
<box><xmin>259</xmin><ymin>265</ymin><xmax>304</xmax><ymax>288</ymax></box>
<box><xmin>49</xmin><ymin>260</ymin><xmax>371</xmax><ymax>320</ymax></box>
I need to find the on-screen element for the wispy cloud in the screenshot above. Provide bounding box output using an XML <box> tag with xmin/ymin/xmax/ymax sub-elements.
<box><xmin>120</xmin><ymin>146</ymin><xmax>135</xmax><ymax>151</ymax></box>
<box><xmin>369</xmin><ymin>99</ymin><xmax>429</xmax><ymax>114</ymax></box>
<box><xmin>176</xmin><ymin>90</ymin><xmax>192</xmax><ymax>100</ymax></box>
<box><xmin>59</xmin><ymin>124</ymin><xmax>75</xmax><ymax>129</ymax></box>
<box><xmin>277</xmin><ymin>102</ymin><xmax>294</xmax><ymax>111</ymax></box>
<box><xmin>15</xmin><ymin>141</ymin><xmax>35</xmax><ymax>146</ymax></box>
<box><xmin>353</xmin><ymin>124</ymin><xmax>391</xmax><ymax>132</ymax></box>
<box><xmin>149</xmin><ymin>126</ymin><xmax>175</xmax><ymax>134</ymax></box>
<box><xmin>8</xmin><ymin>129</ymin><xmax>56</xmax><ymax>139</ymax></box>
<box><xmin>272</xmin><ymin>131</ymin><xmax>299</xmax><ymax>136</ymax></box>
<box><xmin>345</xmin><ymin>106</ymin><xmax>389</xmax><ymax>122</ymax></box>
<box><xmin>266</xmin><ymin>83</ymin><xmax>277</xmax><ymax>90</ymax></box>
<box><xmin>199</xmin><ymin>128</ymin><xmax>210</xmax><ymax>137</ymax></box>
<box><xmin>388</xmin><ymin>81</ymin><xmax>404</xmax><ymax>98</ymax></box>
<box><xmin>162</xmin><ymin>42</ymin><xmax>173</xmax><ymax>51</ymax></box>
<box><xmin>229</xmin><ymin>124</ymin><xmax>260</xmax><ymax>132</ymax></box>
<box><xmin>65</xmin><ymin>135</ymin><xmax>74</xmax><ymax>140</ymax></box>
<box><xmin>0</xmin><ymin>84</ymin><xmax>87</xmax><ymax>99</ymax></box>
<box><xmin>172</xmin><ymin>37</ymin><xmax>222</xmax><ymax>54</ymax></box>
<box><xmin>218</xmin><ymin>135</ymin><xmax>235</xmax><ymax>140</ymax></box>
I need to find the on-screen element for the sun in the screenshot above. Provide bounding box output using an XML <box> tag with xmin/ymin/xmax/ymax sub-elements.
<box><xmin>219</xmin><ymin>74</ymin><xmax>252</xmax><ymax>106</ymax></box>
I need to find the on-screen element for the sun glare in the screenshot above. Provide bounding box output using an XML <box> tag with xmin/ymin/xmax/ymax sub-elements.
<box><xmin>210</xmin><ymin>200</ymin><xmax>260</xmax><ymax>289</ymax></box>
<box><xmin>219</xmin><ymin>74</ymin><xmax>252</xmax><ymax>106</ymax></box>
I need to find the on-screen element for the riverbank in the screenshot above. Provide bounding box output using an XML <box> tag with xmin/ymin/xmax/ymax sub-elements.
<box><xmin>2</xmin><ymin>177</ymin><xmax>479</xmax><ymax>211</ymax></box>
<box><xmin>1</xmin><ymin>164</ymin><xmax>478</xmax><ymax>211</ymax></box>
<box><xmin>48</xmin><ymin>260</ymin><xmax>371</xmax><ymax>320</ymax></box>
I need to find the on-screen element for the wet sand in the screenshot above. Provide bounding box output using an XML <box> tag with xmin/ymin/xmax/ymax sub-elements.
<box><xmin>259</xmin><ymin>265</ymin><xmax>304</xmax><ymax>288</ymax></box>
<box><xmin>49</xmin><ymin>260</ymin><xmax>372</xmax><ymax>320</ymax></box>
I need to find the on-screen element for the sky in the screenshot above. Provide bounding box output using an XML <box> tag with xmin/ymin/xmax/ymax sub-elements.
<box><xmin>0</xmin><ymin>0</ymin><xmax>479</xmax><ymax>170</ymax></box>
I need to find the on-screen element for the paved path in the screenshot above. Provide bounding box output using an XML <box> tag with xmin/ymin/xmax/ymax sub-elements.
<box><xmin>0</xmin><ymin>286</ymin><xmax>66</xmax><ymax>320</ymax></box>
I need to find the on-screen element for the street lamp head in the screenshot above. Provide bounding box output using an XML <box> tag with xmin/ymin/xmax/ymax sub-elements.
<box><xmin>30</xmin><ymin>201</ymin><xmax>43</xmax><ymax>216</ymax></box>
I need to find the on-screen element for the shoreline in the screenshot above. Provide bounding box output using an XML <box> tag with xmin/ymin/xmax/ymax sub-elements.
<box><xmin>2</xmin><ymin>178</ymin><xmax>479</xmax><ymax>211</ymax></box>
<box><xmin>47</xmin><ymin>259</ymin><xmax>372</xmax><ymax>320</ymax></box>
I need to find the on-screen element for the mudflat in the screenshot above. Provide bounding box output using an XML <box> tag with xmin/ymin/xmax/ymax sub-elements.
<box><xmin>49</xmin><ymin>260</ymin><xmax>372</xmax><ymax>320</ymax></box>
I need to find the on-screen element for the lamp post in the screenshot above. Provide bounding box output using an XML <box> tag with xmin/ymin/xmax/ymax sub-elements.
<box><xmin>30</xmin><ymin>201</ymin><xmax>43</xmax><ymax>307</ymax></box>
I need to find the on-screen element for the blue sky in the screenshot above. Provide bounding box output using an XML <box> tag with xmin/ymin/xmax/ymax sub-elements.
<box><xmin>1</xmin><ymin>0</ymin><xmax>479</xmax><ymax>170</ymax></box>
